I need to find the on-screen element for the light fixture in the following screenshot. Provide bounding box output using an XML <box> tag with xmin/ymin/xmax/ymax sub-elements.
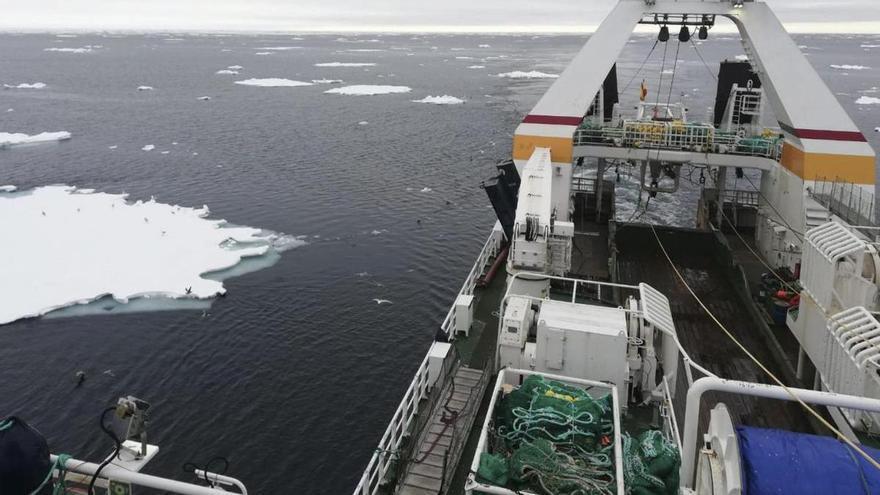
<box><xmin>698</xmin><ymin>26</ymin><xmax>709</xmax><ymax>40</ymax></box>
<box><xmin>658</xmin><ymin>25</ymin><xmax>670</xmax><ymax>42</ymax></box>
<box><xmin>732</xmin><ymin>0</ymin><xmax>744</xmax><ymax>7</ymax></box>
<box><xmin>679</xmin><ymin>26</ymin><xmax>691</xmax><ymax>42</ymax></box>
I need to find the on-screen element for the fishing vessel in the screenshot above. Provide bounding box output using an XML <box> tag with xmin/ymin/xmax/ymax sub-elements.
<box><xmin>350</xmin><ymin>1</ymin><xmax>880</xmax><ymax>494</ymax></box>
<box><xmin>4</xmin><ymin>0</ymin><xmax>879</xmax><ymax>494</ymax></box>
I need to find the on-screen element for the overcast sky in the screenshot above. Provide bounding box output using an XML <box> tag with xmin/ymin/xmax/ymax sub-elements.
<box><xmin>1</xmin><ymin>0</ymin><xmax>878</xmax><ymax>33</ymax></box>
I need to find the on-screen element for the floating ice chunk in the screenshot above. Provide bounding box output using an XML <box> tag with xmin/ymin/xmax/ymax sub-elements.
<box><xmin>373</xmin><ymin>299</ymin><xmax>392</xmax><ymax>305</ymax></box>
<box><xmin>254</xmin><ymin>52</ymin><xmax>272</xmax><ymax>56</ymax></box>
<box><xmin>220</xmin><ymin>49</ymin><xmax>232</xmax><ymax>52</ymax></box>
<box><xmin>497</xmin><ymin>71</ymin><xmax>559</xmax><ymax>79</ymax></box>
<box><xmin>137</xmin><ymin>85</ymin><xmax>154</xmax><ymax>91</ymax></box>
<box><xmin>856</xmin><ymin>96</ymin><xmax>880</xmax><ymax>105</ymax></box>
<box><xmin>420</xmin><ymin>187</ymin><xmax>432</xmax><ymax>192</ymax></box>
<box><xmin>198</xmin><ymin>96</ymin><xmax>211</xmax><ymax>100</ymax></box>
<box><xmin>3</xmin><ymin>82</ymin><xmax>46</xmax><ymax>89</ymax></box>
<box><xmin>455</xmin><ymin>56</ymin><xmax>475</xmax><ymax>60</ymax></box>
<box><xmin>44</xmin><ymin>47</ymin><xmax>93</xmax><ymax>53</ymax></box>
<box><xmin>258</xmin><ymin>46</ymin><xmax>302</xmax><ymax>50</ymax></box>
<box><xmin>227</xmin><ymin>65</ymin><xmax>243</xmax><ymax>70</ymax></box>
<box><xmin>862</xmin><ymin>45</ymin><xmax>880</xmax><ymax>48</ymax></box>
<box><xmin>0</xmin><ymin>131</ymin><xmax>71</xmax><ymax>149</ymax></box>
<box><xmin>215</xmin><ymin>69</ymin><xmax>239</xmax><ymax>75</ymax></box>
<box><xmin>108</xmin><ymin>145</ymin><xmax>118</xmax><ymax>149</ymax></box>
<box><xmin>0</xmin><ymin>185</ymin><xmax>16</xmax><ymax>192</ymax></box>
<box><xmin>734</xmin><ymin>54</ymin><xmax>749</xmax><ymax>61</ymax></box>
<box><xmin>234</xmin><ymin>78</ymin><xmax>312</xmax><ymax>87</ymax></box>
<box><xmin>831</xmin><ymin>64</ymin><xmax>870</xmax><ymax>70</ymax></box>
<box><xmin>312</xmin><ymin>79</ymin><xmax>343</xmax><ymax>84</ymax></box>
<box><xmin>478</xmin><ymin>44</ymin><xmax>491</xmax><ymax>48</ymax></box>
<box><xmin>346</xmin><ymin>49</ymin><xmax>385</xmax><ymax>52</ymax></box>
<box><xmin>142</xmin><ymin>144</ymin><xmax>155</xmax><ymax>151</ymax></box>
<box><xmin>315</xmin><ymin>62</ymin><xmax>377</xmax><ymax>67</ymax></box>
<box><xmin>0</xmin><ymin>185</ymin><xmax>304</xmax><ymax>325</ymax></box>
<box><xmin>55</xmin><ymin>34</ymin><xmax>78</xmax><ymax>38</ymax></box>
<box><xmin>325</xmin><ymin>85</ymin><xmax>411</xmax><ymax>96</ymax></box>
<box><xmin>412</xmin><ymin>95</ymin><xmax>465</xmax><ymax>105</ymax></box>
<box><xmin>467</xmin><ymin>65</ymin><xmax>486</xmax><ymax>69</ymax></box>
<box><xmin>6</xmin><ymin>109</ymin><xmax>12</xmax><ymax>112</ymax></box>
<box><xmin>358</xmin><ymin>121</ymin><xmax>369</xmax><ymax>125</ymax></box>
<box><xmin>161</xmin><ymin>151</ymin><xmax>170</xmax><ymax>155</ymax></box>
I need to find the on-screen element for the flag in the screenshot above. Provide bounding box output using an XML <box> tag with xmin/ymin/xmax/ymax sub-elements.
<box><xmin>640</xmin><ymin>80</ymin><xmax>648</xmax><ymax>101</ymax></box>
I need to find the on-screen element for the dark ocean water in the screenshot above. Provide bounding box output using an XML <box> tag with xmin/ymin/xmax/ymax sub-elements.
<box><xmin>0</xmin><ymin>32</ymin><xmax>878</xmax><ymax>493</ymax></box>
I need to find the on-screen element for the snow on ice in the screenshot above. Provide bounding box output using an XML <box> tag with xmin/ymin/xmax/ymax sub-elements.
<box><xmin>0</xmin><ymin>185</ymin><xmax>304</xmax><ymax>324</ymax></box>
<box><xmin>412</xmin><ymin>95</ymin><xmax>465</xmax><ymax>105</ymax></box>
<box><xmin>0</xmin><ymin>131</ymin><xmax>71</xmax><ymax>148</ymax></box>
<box><xmin>497</xmin><ymin>71</ymin><xmax>559</xmax><ymax>79</ymax></box>
<box><xmin>325</xmin><ymin>85</ymin><xmax>411</xmax><ymax>96</ymax></box>
<box><xmin>3</xmin><ymin>82</ymin><xmax>46</xmax><ymax>89</ymax></box>
<box><xmin>831</xmin><ymin>65</ymin><xmax>871</xmax><ymax>70</ymax></box>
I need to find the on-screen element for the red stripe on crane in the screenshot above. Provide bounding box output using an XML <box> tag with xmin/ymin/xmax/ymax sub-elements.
<box><xmin>522</xmin><ymin>115</ymin><xmax>584</xmax><ymax>126</ymax></box>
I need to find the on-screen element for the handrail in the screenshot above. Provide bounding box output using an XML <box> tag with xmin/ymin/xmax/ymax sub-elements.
<box><xmin>440</xmin><ymin>229</ymin><xmax>502</xmax><ymax>338</ymax></box>
<box><xmin>353</xmin><ymin>350</ymin><xmax>433</xmax><ymax>495</ymax></box>
<box><xmin>50</xmin><ymin>455</ymin><xmax>241</xmax><ymax>495</ymax></box>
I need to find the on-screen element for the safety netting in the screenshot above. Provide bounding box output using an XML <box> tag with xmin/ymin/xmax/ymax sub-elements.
<box><xmin>475</xmin><ymin>375</ymin><xmax>680</xmax><ymax>495</ymax></box>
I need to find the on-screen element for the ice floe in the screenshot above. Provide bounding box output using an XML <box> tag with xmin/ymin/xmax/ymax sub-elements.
<box><xmin>216</xmin><ymin>69</ymin><xmax>239</xmax><ymax>75</ymax></box>
<box><xmin>315</xmin><ymin>62</ymin><xmax>376</xmax><ymax>67</ymax></box>
<box><xmin>420</xmin><ymin>187</ymin><xmax>432</xmax><ymax>192</ymax></box>
<box><xmin>3</xmin><ymin>82</ymin><xmax>46</xmax><ymax>89</ymax></box>
<box><xmin>0</xmin><ymin>131</ymin><xmax>71</xmax><ymax>149</ymax></box>
<box><xmin>234</xmin><ymin>78</ymin><xmax>312</xmax><ymax>87</ymax></box>
<box><xmin>227</xmin><ymin>65</ymin><xmax>243</xmax><ymax>70</ymax></box>
<box><xmin>312</xmin><ymin>79</ymin><xmax>343</xmax><ymax>84</ymax></box>
<box><xmin>358</xmin><ymin>121</ymin><xmax>369</xmax><ymax>125</ymax></box>
<box><xmin>0</xmin><ymin>185</ymin><xmax>16</xmax><ymax>192</ymax></box>
<box><xmin>862</xmin><ymin>45</ymin><xmax>880</xmax><ymax>49</ymax></box>
<box><xmin>478</xmin><ymin>44</ymin><xmax>491</xmax><ymax>48</ymax></box>
<box><xmin>44</xmin><ymin>47</ymin><xmax>93</xmax><ymax>53</ymax></box>
<box><xmin>831</xmin><ymin>64</ymin><xmax>870</xmax><ymax>70</ymax></box>
<box><xmin>856</xmin><ymin>96</ymin><xmax>880</xmax><ymax>105</ymax></box>
<box><xmin>467</xmin><ymin>65</ymin><xmax>486</xmax><ymax>69</ymax></box>
<box><xmin>346</xmin><ymin>49</ymin><xmax>385</xmax><ymax>52</ymax></box>
<box><xmin>137</xmin><ymin>85</ymin><xmax>154</xmax><ymax>91</ymax></box>
<box><xmin>497</xmin><ymin>71</ymin><xmax>559</xmax><ymax>79</ymax></box>
<box><xmin>198</xmin><ymin>96</ymin><xmax>211</xmax><ymax>101</ymax></box>
<box><xmin>142</xmin><ymin>144</ymin><xmax>155</xmax><ymax>151</ymax></box>
<box><xmin>412</xmin><ymin>95</ymin><xmax>465</xmax><ymax>105</ymax></box>
<box><xmin>258</xmin><ymin>46</ymin><xmax>301</xmax><ymax>51</ymax></box>
<box><xmin>0</xmin><ymin>185</ymin><xmax>303</xmax><ymax>325</ymax></box>
<box><xmin>254</xmin><ymin>52</ymin><xmax>272</xmax><ymax>56</ymax></box>
<box><xmin>325</xmin><ymin>85</ymin><xmax>411</xmax><ymax>96</ymax></box>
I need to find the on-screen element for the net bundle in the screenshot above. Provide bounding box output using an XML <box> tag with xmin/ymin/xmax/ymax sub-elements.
<box><xmin>476</xmin><ymin>375</ymin><xmax>680</xmax><ymax>495</ymax></box>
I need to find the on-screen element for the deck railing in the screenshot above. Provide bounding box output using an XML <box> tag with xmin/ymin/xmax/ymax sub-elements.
<box><xmin>810</xmin><ymin>176</ymin><xmax>876</xmax><ymax>227</ymax></box>
<box><xmin>354</xmin><ymin>350</ymin><xmax>435</xmax><ymax>495</ymax></box>
<box><xmin>573</xmin><ymin>122</ymin><xmax>783</xmax><ymax>161</ymax></box>
<box><xmin>439</xmin><ymin>228</ymin><xmax>503</xmax><ymax>338</ymax></box>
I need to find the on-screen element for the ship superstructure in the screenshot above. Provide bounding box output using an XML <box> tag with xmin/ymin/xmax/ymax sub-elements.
<box><xmin>355</xmin><ymin>1</ymin><xmax>880</xmax><ymax>494</ymax></box>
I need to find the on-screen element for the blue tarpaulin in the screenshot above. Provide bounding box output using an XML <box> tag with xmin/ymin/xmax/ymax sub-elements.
<box><xmin>738</xmin><ymin>426</ymin><xmax>880</xmax><ymax>494</ymax></box>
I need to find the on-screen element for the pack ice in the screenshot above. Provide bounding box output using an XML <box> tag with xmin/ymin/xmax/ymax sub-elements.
<box><xmin>0</xmin><ymin>185</ymin><xmax>303</xmax><ymax>325</ymax></box>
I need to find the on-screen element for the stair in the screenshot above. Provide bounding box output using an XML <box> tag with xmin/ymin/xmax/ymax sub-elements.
<box><xmin>397</xmin><ymin>367</ymin><xmax>484</xmax><ymax>495</ymax></box>
<box><xmin>805</xmin><ymin>203</ymin><xmax>831</xmax><ymax>230</ymax></box>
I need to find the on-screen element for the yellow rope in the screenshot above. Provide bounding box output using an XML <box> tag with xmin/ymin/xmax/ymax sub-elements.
<box><xmin>648</xmin><ymin>223</ymin><xmax>880</xmax><ymax>472</ymax></box>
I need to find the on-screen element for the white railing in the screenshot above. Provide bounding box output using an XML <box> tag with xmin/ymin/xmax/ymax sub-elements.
<box><xmin>440</xmin><ymin>227</ymin><xmax>503</xmax><ymax>338</ymax></box>
<box><xmin>811</xmin><ymin>177</ymin><xmax>877</xmax><ymax>226</ymax></box>
<box><xmin>354</xmin><ymin>351</ymin><xmax>432</xmax><ymax>495</ymax></box>
<box><xmin>51</xmin><ymin>455</ymin><xmax>243</xmax><ymax>495</ymax></box>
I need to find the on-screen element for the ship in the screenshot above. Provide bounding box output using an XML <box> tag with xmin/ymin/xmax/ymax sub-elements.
<box><xmin>6</xmin><ymin>0</ymin><xmax>880</xmax><ymax>494</ymax></box>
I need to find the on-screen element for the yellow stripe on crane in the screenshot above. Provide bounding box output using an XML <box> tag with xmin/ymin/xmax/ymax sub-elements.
<box><xmin>780</xmin><ymin>142</ymin><xmax>876</xmax><ymax>185</ymax></box>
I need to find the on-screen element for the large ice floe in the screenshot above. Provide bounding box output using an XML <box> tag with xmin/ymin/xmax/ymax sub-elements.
<box><xmin>856</xmin><ymin>96</ymin><xmax>880</xmax><ymax>105</ymax></box>
<box><xmin>0</xmin><ymin>185</ymin><xmax>304</xmax><ymax>325</ymax></box>
<box><xmin>831</xmin><ymin>65</ymin><xmax>871</xmax><ymax>70</ymax></box>
<box><xmin>325</xmin><ymin>85</ymin><xmax>411</xmax><ymax>96</ymax></box>
<box><xmin>44</xmin><ymin>47</ymin><xmax>94</xmax><ymax>53</ymax></box>
<box><xmin>412</xmin><ymin>95</ymin><xmax>465</xmax><ymax>105</ymax></box>
<box><xmin>3</xmin><ymin>82</ymin><xmax>46</xmax><ymax>89</ymax></box>
<box><xmin>234</xmin><ymin>78</ymin><xmax>312</xmax><ymax>87</ymax></box>
<box><xmin>497</xmin><ymin>71</ymin><xmax>559</xmax><ymax>79</ymax></box>
<box><xmin>0</xmin><ymin>131</ymin><xmax>71</xmax><ymax>149</ymax></box>
<box><xmin>314</xmin><ymin>62</ymin><xmax>376</xmax><ymax>67</ymax></box>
